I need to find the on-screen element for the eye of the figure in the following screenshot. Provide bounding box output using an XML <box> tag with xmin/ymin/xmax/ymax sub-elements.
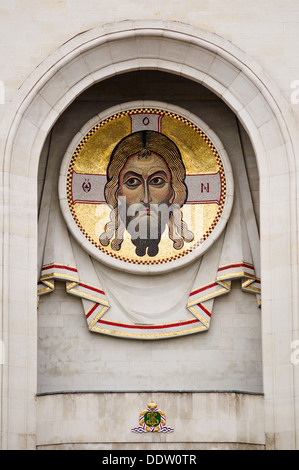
<box><xmin>124</xmin><ymin>176</ymin><xmax>142</xmax><ymax>188</ymax></box>
<box><xmin>149</xmin><ymin>172</ymin><xmax>167</xmax><ymax>187</ymax></box>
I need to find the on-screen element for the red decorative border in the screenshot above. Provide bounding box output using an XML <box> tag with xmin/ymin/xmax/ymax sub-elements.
<box><xmin>96</xmin><ymin>318</ymin><xmax>200</xmax><ymax>330</ymax></box>
<box><xmin>189</xmin><ymin>282</ymin><xmax>218</xmax><ymax>297</ymax></box>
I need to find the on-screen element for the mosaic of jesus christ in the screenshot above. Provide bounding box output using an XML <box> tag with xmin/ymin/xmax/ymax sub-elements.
<box><xmin>99</xmin><ymin>130</ymin><xmax>194</xmax><ymax>257</ymax></box>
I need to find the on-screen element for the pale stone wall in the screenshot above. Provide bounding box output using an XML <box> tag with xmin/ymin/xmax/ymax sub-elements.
<box><xmin>36</xmin><ymin>392</ymin><xmax>265</xmax><ymax>450</ymax></box>
<box><xmin>1</xmin><ymin>0</ymin><xmax>299</xmax><ymax>123</ymax></box>
<box><xmin>1</xmin><ymin>0</ymin><xmax>299</xmax><ymax>451</ymax></box>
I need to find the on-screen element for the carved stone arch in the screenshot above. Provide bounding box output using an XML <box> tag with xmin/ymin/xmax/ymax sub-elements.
<box><xmin>1</xmin><ymin>20</ymin><xmax>298</xmax><ymax>449</ymax></box>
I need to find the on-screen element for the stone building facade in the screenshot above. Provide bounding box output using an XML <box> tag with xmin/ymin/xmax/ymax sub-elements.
<box><xmin>0</xmin><ymin>1</ymin><xmax>299</xmax><ymax>450</ymax></box>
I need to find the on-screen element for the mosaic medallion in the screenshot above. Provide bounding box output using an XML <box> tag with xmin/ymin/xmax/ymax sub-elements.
<box><xmin>59</xmin><ymin>105</ymin><xmax>233</xmax><ymax>273</ymax></box>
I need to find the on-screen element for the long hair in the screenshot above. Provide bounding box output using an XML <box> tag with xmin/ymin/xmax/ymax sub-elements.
<box><xmin>99</xmin><ymin>130</ymin><xmax>194</xmax><ymax>252</ymax></box>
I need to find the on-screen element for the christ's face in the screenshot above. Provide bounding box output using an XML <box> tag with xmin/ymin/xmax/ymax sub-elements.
<box><xmin>117</xmin><ymin>152</ymin><xmax>173</xmax><ymax>256</ymax></box>
<box><xmin>99</xmin><ymin>132</ymin><xmax>194</xmax><ymax>257</ymax></box>
<box><xmin>118</xmin><ymin>152</ymin><xmax>172</xmax><ymax>207</ymax></box>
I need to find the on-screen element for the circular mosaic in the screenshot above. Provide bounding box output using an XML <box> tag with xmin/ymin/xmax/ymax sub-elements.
<box><xmin>59</xmin><ymin>104</ymin><xmax>233</xmax><ymax>273</ymax></box>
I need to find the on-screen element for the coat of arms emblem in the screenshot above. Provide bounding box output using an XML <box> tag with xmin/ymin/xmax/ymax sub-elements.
<box><xmin>131</xmin><ymin>401</ymin><xmax>174</xmax><ymax>433</ymax></box>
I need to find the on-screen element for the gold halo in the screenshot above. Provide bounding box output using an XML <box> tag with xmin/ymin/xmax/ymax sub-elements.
<box><xmin>66</xmin><ymin>107</ymin><xmax>227</xmax><ymax>268</ymax></box>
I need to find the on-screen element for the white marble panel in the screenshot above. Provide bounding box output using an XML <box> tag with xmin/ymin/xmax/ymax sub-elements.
<box><xmin>23</xmin><ymin>94</ymin><xmax>54</xmax><ymax>130</ymax></box>
<box><xmin>201</xmin><ymin>74</ymin><xmax>227</xmax><ymax>97</ymax></box>
<box><xmin>159</xmin><ymin>37</ymin><xmax>191</xmax><ymax>65</ymax></box>
<box><xmin>179</xmin><ymin>64</ymin><xmax>207</xmax><ymax>84</ymax></box>
<box><xmin>38</xmin><ymin>71</ymin><xmax>71</xmax><ymax>110</ymax></box>
<box><xmin>36</xmin><ymin>392</ymin><xmax>265</xmax><ymax>447</ymax></box>
<box><xmin>85</xmin><ymin>63</ymin><xmax>117</xmax><ymax>85</ymax></box>
<box><xmin>245</xmin><ymin>93</ymin><xmax>273</xmax><ymax>129</ymax></box>
<box><xmin>114</xmin><ymin>58</ymin><xmax>140</xmax><ymax>75</ymax></box>
<box><xmin>184</xmin><ymin>44</ymin><xmax>216</xmax><ymax>73</ymax></box>
<box><xmin>81</xmin><ymin>41</ymin><xmax>113</xmax><ymax>75</ymax></box>
<box><xmin>221</xmin><ymin>88</ymin><xmax>245</xmax><ymax>113</ymax></box>
<box><xmin>58</xmin><ymin>54</ymin><xmax>91</xmax><ymax>89</ymax></box>
<box><xmin>109</xmin><ymin>36</ymin><xmax>139</xmax><ymax>65</ymax></box>
<box><xmin>269</xmin><ymin>173</ymin><xmax>292</xmax><ymax>204</ymax></box>
<box><xmin>137</xmin><ymin>57</ymin><xmax>162</xmax><ymax>71</ymax></box>
<box><xmin>258</xmin><ymin>118</ymin><xmax>285</xmax><ymax>152</ymax></box>
<box><xmin>266</xmin><ymin>145</ymin><xmax>289</xmax><ymax>177</ymax></box>
<box><xmin>135</xmin><ymin>36</ymin><xmax>162</xmax><ymax>58</ymax></box>
<box><xmin>208</xmin><ymin>55</ymin><xmax>241</xmax><ymax>88</ymax></box>
<box><xmin>228</xmin><ymin>72</ymin><xmax>259</xmax><ymax>108</ymax></box>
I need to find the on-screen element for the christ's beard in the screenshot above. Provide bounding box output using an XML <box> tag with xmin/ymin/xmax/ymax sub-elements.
<box><xmin>131</xmin><ymin>236</ymin><xmax>160</xmax><ymax>257</ymax></box>
<box><xmin>124</xmin><ymin>208</ymin><xmax>167</xmax><ymax>257</ymax></box>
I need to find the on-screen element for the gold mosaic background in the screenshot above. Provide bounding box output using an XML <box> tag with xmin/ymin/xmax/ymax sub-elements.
<box><xmin>67</xmin><ymin>109</ymin><xmax>226</xmax><ymax>266</ymax></box>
